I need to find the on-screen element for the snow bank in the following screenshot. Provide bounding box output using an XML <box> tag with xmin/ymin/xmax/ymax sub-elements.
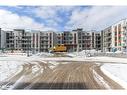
<box><xmin>0</xmin><ymin>53</ymin><xmax>27</xmax><ymax>57</ymax></box>
<box><xmin>32</xmin><ymin>52</ymin><xmax>54</xmax><ymax>57</ymax></box>
<box><xmin>67</xmin><ymin>50</ymin><xmax>101</xmax><ymax>58</ymax></box>
<box><xmin>92</xmin><ymin>57</ymin><xmax>127</xmax><ymax>63</ymax></box>
<box><xmin>101</xmin><ymin>64</ymin><xmax>127</xmax><ymax>89</ymax></box>
<box><xmin>2</xmin><ymin>51</ymin><xmax>73</xmax><ymax>58</ymax></box>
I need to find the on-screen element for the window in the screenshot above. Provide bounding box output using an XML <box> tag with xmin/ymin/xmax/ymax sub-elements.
<box><xmin>79</xmin><ymin>40</ymin><xmax>81</xmax><ymax>43</ymax></box>
<box><xmin>115</xmin><ymin>32</ymin><xmax>117</xmax><ymax>35</ymax></box>
<box><xmin>115</xmin><ymin>37</ymin><xmax>117</xmax><ymax>41</ymax></box>
<box><xmin>115</xmin><ymin>43</ymin><xmax>117</xmax><ymax>46</ymax></box>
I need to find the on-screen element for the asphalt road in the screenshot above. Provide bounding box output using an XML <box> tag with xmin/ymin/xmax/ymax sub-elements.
<box><xmin>0</xmin><ymin>61</ymin><xmax>123</xmax><ymax>89</ymax></box>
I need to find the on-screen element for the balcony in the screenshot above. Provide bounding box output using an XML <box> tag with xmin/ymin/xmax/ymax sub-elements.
<box><xmin>107</xmin><ymin>44</ymin><xmax>111</xmax><ymax>47</ymax></box>
<box><xmin>106</xmin><ymin>38</ymin><xmax>111</xmax><ymax>41</ymax></box>
<box><xmin>123</xmin><ymin>26</ymin><xmax>127</xmax><ymax>29</ymax></box>
<box><xmin>118</xmin><ymin>34</ymin><xmax>121</xmax><ymax>37</ymax></box>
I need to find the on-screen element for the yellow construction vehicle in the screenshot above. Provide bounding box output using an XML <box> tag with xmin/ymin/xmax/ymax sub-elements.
<box><xmin>49</xmin><ymin>44</ymin><xmax>67</xmax><ymax>52</ymax></box>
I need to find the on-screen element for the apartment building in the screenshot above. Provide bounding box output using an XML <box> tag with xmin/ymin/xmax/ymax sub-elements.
<box><xmin>57</xmin><ymin>28</ymin><xmax>92</xmax><ymax>52</ymax></box>
<box><xmin>73</xmin><ymin>28</ymin><xmax>92</xmax><ymax>52</ymax></box>
<box><xmin>0</xmin><ymin>29</ymin><xmax>57</xmax><ymax>53</ymax></box>
<box><xmin>0</xmin><ymin>29</ymin><xmax>6</xmax><ymax>50</ymax></box>
<box><xmin>31</xmin><ymin>31</ymin><xmax>57</xmax><ymax>52</ymax></box>
<box><xmin>112</xmin><ymin>19</ymin><xmax>127</xmax><ymax>52</ymax></box>
<box><xmin>102</xmin><ymin>18</ymin><xmax>127</xmax><ymax>52</ymax></box>
<box><xmin>91</xmin><ymin>32</ymin><xmax>101</xmax><ymax>51</ymax></box>
<box><xmin>5</xmin><ymin>29</ymin><xmax>31</xmax><ymax>52</ymax></box>
<box><xmin>102</xmin><ymin>26</ymin><xmax>112</xmax><ymax>52</ymax></box>
<box><xmin>57</xmin><ymin>31</ymin><xmax>77</xmax><ymax>52</ymax></box>
<box><xmin>0</xmin><ymin>28</ymin><xmax>101</xmax><ymax>52</ymax></box>
<box><xmin>0</xmin><ymin>28</ymin><xmax>2</xmax><ymax>49</ymax></box>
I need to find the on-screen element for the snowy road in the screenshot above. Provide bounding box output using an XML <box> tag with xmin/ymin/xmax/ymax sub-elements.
<box><xmin>0</xmin><ymin>60</ymin><xmax>123</xmax><ymax>89</ymax></box>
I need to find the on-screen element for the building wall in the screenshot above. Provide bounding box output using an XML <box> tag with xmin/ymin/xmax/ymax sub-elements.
<box><xmin>102</xmin><ymin>26</ymin><xmax>112</xmax><ymax>52</ymax></box>
<box><xmin>112</xmin><ymin>19</ymin><xmax>127</xmax><ymax>52</ymax></box>
<box><xmin>77</xmin><ymin>30</ymin><xmax>92</xmax><ymax>51</ymax></box>
<box><xmin>102</xmin><ymin>19</ymin><xmax>127</xmax><ymax>52</ymax></box>
<box><xmin>57</xmin><ymin>31</ymin><xmax>77</xmax><ymax>52</ymax></box>
<box><xmin>101</xmin><ymin>30</ymin><xmax>104</xmax><ymax>51</ymax></box>
<box><xmin>1</xmin><ymin>27</ymin><xmax>121</xmax><ymax>53</ymax></box>
<box><xmin>0</xmin><ymin>28</ymin><xmax>1</xmax><ymax>48</ymax></box>
<box><xmin>0</xmin><ymin>28</ymin><xmax>101</xmax><ymax>53</ymax></box>
<box><xmin>91</xmin><ymin>32</ymin><xmax>101</xmax><ymax>50</ymax></box>
<box><xmin>31</xmin><ymin>31</ymin><xmax>57</xmax><ymax>52</ymax></box>
<box><xmin>31</xmin><ymin>32</ymin><xmax>40</xmax><ymax>53</ymax></box>
<box><xmin>56</xmin><ymin>28</ymin><xmax>92</xmax><ymax>52</ymax></box>
<box><xmin>5</xmin><ymin>29</ymin><xmax>31</xmax><ymax>52</ymax></box>
<box><xmin>0</xmin><ymin>29</ymin><xmax>6</xmax><ymax>50</ymax></box>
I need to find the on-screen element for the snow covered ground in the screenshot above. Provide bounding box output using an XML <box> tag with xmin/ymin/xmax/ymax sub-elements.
<box><xmin>0</xmin><ymin>61</ymin><xmax>23</xmax><ymax>82</ymax></box>
<box><xmin>1</xmin><ymin>51</ymin><xmax>127</xmax><ymax>89</ymax></box>
<box><xmin>0</xmin><ymin>52</ymin><xmax>65</xmax><ymax>83</ymax></box>
<box><xmin>0</xmin><ymin>54</ymin><xmax>40</xmax><ymax>83</ymax></box>
<box><xmin>101</xmin><ymin>64</ymin><xmax>127</xmax><ymax>89</ymax></box>
<box><xmin>66</xmin><ymin>50</ymin><xmax>127</xmax><ymax>89</ymax></box>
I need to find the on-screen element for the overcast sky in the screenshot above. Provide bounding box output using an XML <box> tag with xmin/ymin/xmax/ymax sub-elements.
<box><xmin>0</xmin><ymin>6</ymin><xmax>127</xmax><ymax>31</ymax></box>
